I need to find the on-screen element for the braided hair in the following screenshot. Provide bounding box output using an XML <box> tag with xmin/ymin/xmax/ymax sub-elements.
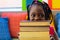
<box><xmin>27</xmin><ymin>1</ymin><xmax>53</xmax><ymax>20</ymax></box>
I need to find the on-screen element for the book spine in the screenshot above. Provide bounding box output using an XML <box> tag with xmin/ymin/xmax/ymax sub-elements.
<box><xmin>20</xmin><ymin>27</ymin><xmax>49</xmax><ymax>32</ymax></box>
<box><xmin>19</xmin><ymin>32</ymin><xmax>50</xmax><ymax>40</ymax></box>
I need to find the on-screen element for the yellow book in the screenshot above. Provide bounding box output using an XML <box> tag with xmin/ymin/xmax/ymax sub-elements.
<box><xmin>19</xmin><ymin>32</ymin><xmax>50</xmax><ymax>40</ymax></box>
<box><xmin>20</xmin><ymin>27</ymin><xmax>49</xmax><ymax>32</ymax></box>
<box><xmin>20</xmin><ymin>20</ymin><xmax>50</xmax><ymax>27</ymax></box>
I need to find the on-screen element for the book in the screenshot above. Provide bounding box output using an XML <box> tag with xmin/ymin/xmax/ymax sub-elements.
<box><xmin>20</xmin><ymin>20</ymin><xmax>50</xmax><ymax>32</ymax></box>
<box><xmin>20</xmin><ymin>20</ymin><xmax>50</xmax><ymax>27</ymax></box>
<box><xmin>19</xmin><ymin>32</ymin><xmax>50</xmax><ymax>40</ymax></box>
<box><xmin>19</xmin><ymin>21</ymin><xmax>50</xmax><ymax>40</ymax></box>
<box><xmin>20</xmin><ymin>27</ymin><xmax>49</xmax><ymax>32</ymax></box>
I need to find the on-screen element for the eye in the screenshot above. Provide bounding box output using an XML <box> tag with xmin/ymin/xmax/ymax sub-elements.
<box><xmin>38</xmin><ymin>13</ymin><xmax>44</xmax><ymax>17</ymax></box>
<box><xmin>41</xmin><ymin>14</ymin><xmax>44</xmax><ymax>17</ymax></box>
<box><xmin>31</xmin><ymin>14</ymin><xmax>36</xmax><ymax>17</ymax></box>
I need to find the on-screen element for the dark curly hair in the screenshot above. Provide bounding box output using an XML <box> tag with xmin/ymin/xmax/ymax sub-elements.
<box><xmin>27</xmin><ymin>1</ymin><xmax>53</xmax><ymax>20</ymax></box>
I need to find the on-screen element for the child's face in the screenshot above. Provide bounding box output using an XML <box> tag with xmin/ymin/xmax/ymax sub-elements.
<box><xmin>29</xmin><ymin>4</ymin><xmax>45</xmax><ymax>21</ymax></box>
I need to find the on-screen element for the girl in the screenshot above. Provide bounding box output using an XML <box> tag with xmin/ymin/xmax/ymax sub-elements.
<box><xmin>27</xmin><ymin>0</ymin><xmax>58</xmax><ymax>40</ymax></box>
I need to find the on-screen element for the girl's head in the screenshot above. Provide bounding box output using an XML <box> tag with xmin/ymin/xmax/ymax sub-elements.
<box><xmin>27</xmin><ymin>1</ymin><xmax>52</xmax><ymax>21</ymax></box>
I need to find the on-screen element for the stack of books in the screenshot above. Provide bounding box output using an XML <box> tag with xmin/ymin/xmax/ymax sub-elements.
<box><xmin>19</xmin><ymin>20</ymin><xmax>50</xmax><ymax>40</ymax></box>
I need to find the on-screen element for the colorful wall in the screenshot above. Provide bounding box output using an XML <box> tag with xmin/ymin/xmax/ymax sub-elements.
<box><xmin>0</xmin><ymin>0</ymin><xmax>60</xmax><ymax>11</ymax></box>
<box><xmin>22</xmin><ymin>0</ymin><xmax>60</xmax><ymax>10</ymax></box>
